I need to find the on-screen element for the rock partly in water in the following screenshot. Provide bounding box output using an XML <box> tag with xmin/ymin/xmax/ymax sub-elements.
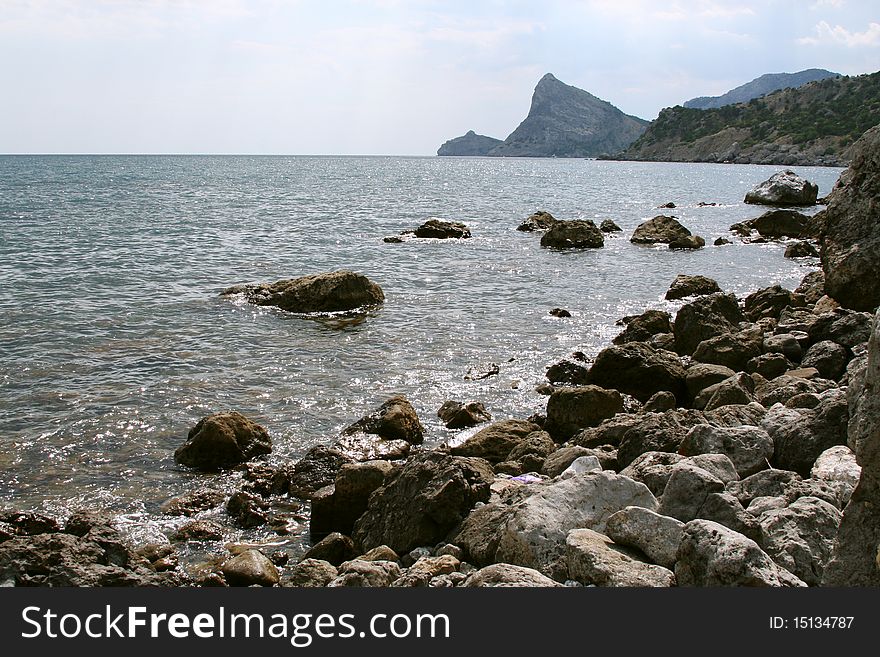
<box><xmin>612</xmin><ymin>310</ymin><xmax>673</xmax><ymax>345</ymax></box>
<box><xmin>540</xmin><ymin>220</ymin><xmax>604</xmax><ymax>249</ymax></box>
<box><xmin>665</xmin><ymin>275</ymin><xmax>722</xmax><ymax>301</ymax></box>
<box><xmin>748</xmin><ymin>209</ymin><xmax>810</xmax><ymax>239</ymax></box>
<box><xmin>174</xmin><ymin>412</ymin><xmax>272</xmax><ymax>471</ymax></box>
<box><xmin>544</xmin><ymin>386</ymin><xmax>624</xmax><ymax>442</ymax></box>
<box><xmin>631</xmin><ymin>215</ymin><xmax>693</xmax><ymax>245</ymax></box>
<box><xmin>744</xmin><ymin>170</ymin><xmax>818</xmax><ymax>206</ymax></box>
<box><xmin>517</xmin><ymin>210</ymin><xmax>558</xmax><ymax>232</ymax></box>
<box><xmin>668</xmin><ymin>235</ymin><xmax>706</xmax><ymax>250</ymax></box>
<box><xmin>587</xmin><ymin>342</ymin><xmax>687</xmax><ymax>404</ymax></box>
<box><xmin>437</xmin><ymin>400</ymin><xmax>492</xmax><ymax>430</ymax></box>
<box><xmin>222</xmin><ymin>549</ymin><xmax>280</xmax><ymax>587</ymax></box>
<box><xmin>600</xmin><ymin>219</ymin><xmax>622</xmax><ymax>233</ymax></box>
<box><xmin>785</xmin><ymin>241</ymin><xmax>819</xmax><ymax>259</ymax></box>
<box><xmin>413</xmin><ymin>219</ymin><xmax>471</xmax><ymax>239</ymax></box>
<box><xmin>221</xmin><ymin>270</ymin><xmax>385</xmax><ymax>314</ymax></box>
<box><xmin>450</xmin><ymin>419</ymin><xmax>541</xmax><ymax>463</ymax></box>
<box><xmin>288</xmin><ymin>446</ymin><xmax>353</xmax><ymax>500</ymax></box>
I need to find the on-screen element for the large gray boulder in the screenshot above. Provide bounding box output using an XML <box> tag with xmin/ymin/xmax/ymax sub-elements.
<box><xmin>675</xmin><ymin>520</ymin><xmax>807</xmax><ymax>586</ymax></box>
<box><xmin>673</xmin><ymin>293</ymin><xmax>745</xmax><ymax>356</ymax></box>
<box><xmin>679</xmin><ymin>424</ymin><xmax>773</xmax><ymax>478</ymax></box>
<box><xmin>617</xmin><ymin>409</ymin><xmax>707</xmax><ymax>469</ymax></box>
<box><xmin>544</xmin><ymin>386</ymin><xmax>624</xmax><ymax>441</ymax></box>
<box><xmin>540</xmin><ymin>220</ymin><xmax>604</xmax><ymax>249</ymax></box>
<box><xmin>565</xmin><ymin>529</ymin><xmax>676</xmax><ymax>586</ymax></box>
<box><xmin>631</xmin><ymin>215</ymin><xmax>693</xmax><ymax>245</ymax></box>
<box><xmin>659</xmin><ymin>462</ymin><xmax>727</xmax><ymax>522</ymax></box>
<box><xmin>605</xmin><ymin>506</ymin><xmax>684</xmax><ymax>569</ymax></box>
<box><xmin>351</xmin><ymin>452</ymin><xmax>494</xmax><ymax>555</ymax></box>
<box><xmin>768</xmin><ymin>388</ymin><xmax>849</xmax><ymax>476</ymax></box>
<box><xmin>586</xmin><ymin>342</ymin><xmax>687</xmax><ymax>404</ymax></box>
<box><xmin>744</xmin><ymin>170</ymin><xmax>818</xmax><ymax>206</ymax></box>
<box><xmin>820</xmin><ymin>124</ymin><xmax>880</xmax><ymax>311</ymax></box>
<box><xmin>221</xmin><ymin>269</ymin><xmax>384</xmax><ymax>313</ymax></box>
<box><xmin>174</xmin><ymin>411</ymin><xmax>272</xmax><ymax>471</ymax></box>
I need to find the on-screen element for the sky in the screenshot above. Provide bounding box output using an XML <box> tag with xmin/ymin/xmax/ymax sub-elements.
<box><xmin>1</xmin><ymin>0</ymin><xmax>878</xmax><ymax>154</ymax></box>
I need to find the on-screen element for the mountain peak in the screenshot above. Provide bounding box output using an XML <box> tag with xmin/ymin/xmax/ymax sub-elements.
<box><xmin>538</xmin><ymin>73</ymin><xmax>559</xmax><ymax>85</ymax></box>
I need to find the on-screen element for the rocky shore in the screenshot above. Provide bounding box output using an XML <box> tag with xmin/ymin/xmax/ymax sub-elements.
<box><xmin>2</xmin><ymin>126</ymin><xmax>880</xmax><ymax>588</ymax></box>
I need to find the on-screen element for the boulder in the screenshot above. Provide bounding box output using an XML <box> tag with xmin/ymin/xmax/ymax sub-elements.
<box><xmin>341</xmin><ymin>395</ymin><xmax>424</xmax><ymax>445</ymax></box>
<box><xmin>659</xmin><ymin>462</ymin><xmax>726</xmax><ymax>522</ymax></box>
<box><xmin>540</xmin><ymin>219</ymin><xmax>604</xmax><ymax>249</ymax></box>
<box><xmin>809</xmin><ymin>310</ymin><xmax>873</xmax><ymax>349</ymax></box>
<box><xmin>549</xmin><ymin>307</ymin><xmax>572</xmax><ymax>318</ymax></box>
<box><xmin>174</xmin><ymin>412</ymin><xmax>272</xmax><ymax>471</ymax></box>
<box><xmin>754</xmin><ymin>374</ymin><xmax>832</xmax><ymax>408</ymax></box>
<box><xmin>221</xmin><ymin>270</ymin><xmax>384</xmax><ymax>313</ymax></box>
<box><xmin>769</xmin><ymin>388</ymin><xmax>849</xmax><ymax>475</ymax></box>
<box><xmin>743</xmin><ymin>285</ymin><xmax>804</xmax><ymax>322</ymax></box>
<box><xmin>612</xmin><ymin>310</ymin><xmax>672</xmax><ymax>345</ymax></box>
<box><xmin>630</xmin><ymin>215</ymin><xmax>692</xmax><ymax>245</ymax></box>
<box><xmin>310</xmin><ymin>460</ymin><xmax>395</xmax><ymax>538</ymax></box>
<box><xmin>758</xmin><ymin>496</ymin><xmax>841</xmax><ymax>586</ymax></box>
<box><xmin>544</xmin><ymin>386</ymin><xmax>624</xmax><ymax>442</ymax></box>
<box><xmin>795</xmin><ymin>270</ymin><xmax>826</xmax><ymax>305</ymax></box>
<box><xmin>352</xmin><ymin>452</ymin><xmax>494</xmax><ymax>555</ymax></box>
<box><xmin>785</xmin><ymin>241</ymin><xmax>819</xmax><ymax>259</ymax></box>
<box><xmin>288</xmin><ymin>446</ymin><xmax>354</xmax><ymax>500</ymax></box>
<box><xmin>462</xmin><ymin>563</ymin><xmax>561</xmax><ymax>587</ymax></box>
<box><xmin>675</xmin><ymin>520</ymin><xmax>807</xmax><ymax>586</ymax></box>
<box><xmin>685</xmin><ymin>363</ymin><xmax>737</xmax><ymax>401</ymax></box>
<box><xmin>763</xmin><ymin>333</ymin><xmax>803</xmax><ymax>362</ymax></box>
<box><xmin>699</xmin><ymin>373</ymin><xmax>756</xmax><ymax>412</ymax></box>
<box><xmin>571</xmin><ymin>413</ymin><xmax>644</xmax><ymax>449</ymax></box>
<box><xmin>605</xmin><ymin>506</ymin><xmax>684</xmax><ymax>569</ymax></box>
<box><xmin>704</xmin><ymin>402</ymin><xmax>767</xmax><ymax>429</ymax></box>
<box><xmin>327</xmin><ymin>559</ymin><xmax>402</xmax><ymax>587</ymax></box>
<box><xmin>679</xmin><ymin>424</ymin><xmax>773</xmax><ymax>478</ymax></box>
<box><xmin>669</xmin><ymin>235</ymin><xmax>706</xmax><ymax>250</ymax></box>
<box><xmin>698</xmin><ymin>492</ymin><xmax>761</xmax><ymax>542</ymax></box>
<box><xmin>225</xmin><ymin>491</ymin><xmax>269</xmax><ymax>528</ymax></box>
<box><xmin>546</xmin><ymin>359</ymin><xmax>589</xmax><ymax>385</ymax></box>
<box><xmin>586</xmin><ymin>342</ymin><xmax>687</xmax><ymax>404</ymax></box>
<box><xmin>619</xmin><ymin>451</ymin><xmax>687</xmax><ymax>498</ymax></box>
<box><xmin>673</xmin><ymin>293</ymin><xmax>745</xmax><ymax>356</ymax></box>
<box><xmin>743</xmin><ymin>170</ymin><xmax>818</xmax><ymax>206</ymax></box>
<box><xmin>729</xmin><ymin>469</ymin><xmax>802</xmax><ymax>507</ymax></box>
<box><xmin>542</xmin><ymin>446</ymin><xmax>596</xmax><ymax>478</ymax></box>
<box><xmin>692</xmin><ymin>331</ymin><xmax>762</xmax><ymax>373</ymax></box>
<box><xmin>642</xmin><ymin>391</ymin><xmax>677</xmax><ymax>413</ymax></box>
<box><xmin>413</xmin><ymin>219</ymin><xmax>471</xmax><ymax>239</ymax></box>
<box><xmin>565</xmin><ymin>528</ymin><xmax>676</xmax><ymax>586</ymax></box>
<box><xmin>437</xmin><ymin>400</ymin><xmax>492</xmax><ymax>429</ymax></box>
<box><xmin>505</xmin><ymin>431</ymin><xmax>557</xmax><ymax>474</ymax></box>
<box><xmin>819</xmin><ymin>125</ymin><xmax>880</xmax><ymax>311</ymax></box>
<box><xmin>282</xmin><ymin>559</ymin><xmax>338</xmax><ymax>587</ymax></box>
<box><xmin>665</xmin><ymin>275</ymin><xmax>721</xmax><ymax>301</ymax></box>
<box><xmin>617</xmin><ymin>409</ymin><xmax>707</xmax><ymax>469</ymax></box>
<box><xmin>222</xmin><ymin>549</ymin><xmax>280</xmax><ymax>587</ymax></box>
<box><xmin>450</xmin><ymin>419</ymin><xmax>541</xmax><ymax>463</ymax></box>
<box><xmin>811</xmin><ymin>445</ymin><xmax>861</xmax><ymax>502</ymax></box>
<box><xmin>748</xmin><ymin>209</ymin><xmax>810</xmax><ymax>239</ymax></box>
<box><xmin>747</xmin><ymin>353</ymin><xmax>792</xmax><ymax>380</ymax></box>
<box><xmin>600</xmin><ymin>219</ymin><xmax>622</xmax><ymax>233</ymax></box>
<box><xmin>801</xmin><ymin>340</ymin><xmax>850</xmax><ymax>381</ymax></box>
<box><xmin>517</xmin><ymin>210</ymin><xmax>558</xmax><ymax>232</ymax></box>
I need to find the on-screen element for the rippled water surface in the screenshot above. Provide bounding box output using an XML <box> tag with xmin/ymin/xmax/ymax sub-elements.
<box><xmin>0</xmin><ymin>155</ymin><xmax>843</xmax><ymax>546</ymax></box>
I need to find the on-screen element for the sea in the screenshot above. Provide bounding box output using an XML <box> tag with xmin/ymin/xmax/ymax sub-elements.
<box><xmin>0</xmin><ymin>155</ymin><xmax>844</xmax><ymax>553</ymax></box>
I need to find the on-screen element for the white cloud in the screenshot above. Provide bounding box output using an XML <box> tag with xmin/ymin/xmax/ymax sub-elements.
<box><xmin>798</xmin><ymin>20</ymin><xmax>880</xmax><ymax>47</ymax></box>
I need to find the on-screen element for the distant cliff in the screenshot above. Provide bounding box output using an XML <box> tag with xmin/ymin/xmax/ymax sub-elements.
<box><xmin>684</xmin><ymin>69</ymin><xmax>840</xmax><ymax>110</ymax></box>
<box><xmin>436</xmin><ymin>74</ymin><xmax>649</xmax><ymax>158</ymax></box>
<box><xmin>620</xmin><ymin>71</ymin><xmax>880</xmax><ymax>166</ymax></box>
<box><xmin>437</xmin><ymin>130</ymin><xmax>504</xmax><ymax>156</ymax></box>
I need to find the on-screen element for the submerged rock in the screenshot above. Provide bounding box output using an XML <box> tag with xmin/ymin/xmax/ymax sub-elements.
<box><xmin>174</xmin><ymin>411</ymin><xmax>272</xmax><ymax>471</ymax></box>
<box><xmin>221</xmin><ymin>269</ymin><xmax>385</xmax><ymax>314</ymax></box>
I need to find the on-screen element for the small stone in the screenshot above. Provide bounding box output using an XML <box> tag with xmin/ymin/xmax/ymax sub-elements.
<box><xmin>222</xmin><ymin>550</ymin><xmax>279</xmax><ymax>587</ymax></box>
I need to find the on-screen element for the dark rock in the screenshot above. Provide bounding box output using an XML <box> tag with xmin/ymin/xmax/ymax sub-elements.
<box><xmin>464</xmin><ymin>362</ymin><xmax>500</xmax><ymax>380</ymax></box>
<box><xmin>450</xmin><ymin>419</ymin><xmax>540</xmax><ymax>463</ymax></box>
<box><xmin>785</xmin><ymin>241</ymin><xmax>819</xmax><ymax>258</ymax></box>
<box><xmin>631</xmin><ymin>215</ymin><xmax>692</xmax><ymax>245</ymax></box>
<box><xmin>692</xmin><ymin>330</ymin><xmax>762</xmax><ymax>372</ymax></box>
<box><xmin>744</xmin><ymin>170</ymin><xmax>818</xmax><ymax>206</ymax></box>
<box><xmin>587</xmin><ymin>342</ymin><xmax>687</xmax><ymax>403</ymax></box>
<box><xmin>437</xmin><ymin>130</ymin><xmax>504</xmax><ymax>156</ymax></box>
<box><xmin>544</xmin><ymin>386</ymin><xmax>624</xmax><ymax>442</ymax></box>
<box><xmin>310</xmin><ymin>460</ymin><xmax>396</xmax><ymax>539</ymax></box>
<box><xmin>0</xmin><ymin>512</ymin><xmax>60</xmax><ymax>537</ymax></box>
<box><xmin>820</xmin><ymin>125</ymin><xmax>880</xmax><ymax>311</ymax></box>
<box><xmin>669</xmin><ymin>235</ymin><xmax>706</xmax><ymax>250</ymax></box>
<box><xmin>172</xmin><ymin>520</ymin><xmax>224</xmax><ymax>542</ymax></box>
<box><xmin>600</xmin><ymin>219</ymin><xmax>622</xmax><ymax>233</ymax></box>
<box><xmin>302</xmin><ymin>533</ymin><xmax>357</xmax><ymax>567</ymax></box>
<box><xmin>768</xmin><ymin>389</ymin><xmax>849</xmax><ymax>475</ymax></box>
<box><xmin>729</xmin><ymin>222</ymin><xmax>753</xmax><ymax>237</ymax></box>
<box><xmin>226</xmin><ymin>491</ymin><xmax>269</xmax><ymax>529</ymax></box>
<box><xmin>288</xmin><ymin>446</ymin><xmax>354</xmax><ymax>500</ymax></box>
<box><xmin>795</xmin><ymin>270</ymin><xmax>826</xmax><ymax>304</ymax></box>
<box><xmin>705</xmin><ymin>402</ymin><xmax>767</xmax><ymax>429</ymax></box>
<box><xmin>352</xmin><ymin>452</ymin><xmax>494</xmax><ymax>555</ymax></box>
<box><xmin>801</xmin><ymin>340</ymin><xmax>850</xmax><ymax>380</ymax></box>
<box><xmin>549</xmin><ymin>307</ymin><xmax>572</xmax><ymax>318</ymax></box>
<box><xmin>617</xmin><ymin>409</ymin><xmax>707</xmax><ymax>469</ymax></box>
<box><xmin>746</xmin><ymin>353</ymin><xmax>792</xmax><ymax>380</ymax></box>
<box><xmin>160</xmin><ymin>489</ymin><xmax>226</xmax><ymax>516</ymax></box>
<box><xmin>341</xmin><ymin>395</ymin><xmax>424</xmax><ymax>445</ymax></box>
<box><xmin>546</xmin><ymin>359</ymin><xmax>589</xmax><ymax>385</ymax></box>
<box><xmin>540</xmin><ymin>220</ymin><xmax>604</xmax><ymax>249</ymax></box>
<box><xmin>743</xmin><ymin>285</ymin><xmax>804</xmax><ymax>322</ymax></box>
<box><xmin>517</xmin><ymin>210</ymin><xmax>558</xmax><ymax>232</ymax></box>
<box><xmin>763</xmin><ymin>333</ymin><xmax>803</xmax><ymax>362</ymax></box>
<box><xmin>413</xmin><ymin>219</ymin><xmax>471</xmax><ymax>239</ymax></box>
<box><xmin>571</xmin><ymin>413</ymin><xmax>644</xmax><ymax>448</ymax></box>
<box><xmin>675</xmin><ymin>520</ymin><xmax>806</xmax><ymax>586</ymax></box>
<box><xmin>174</xmin><ymin>411</ymin><xmax>272</xmax><ymax>471</ymax></box>
<box><xmin>659</xmin><ymin>202</ymin><xmax>676</xmax><ymax>208</ymax></box>
<box><xmin>714</xmin><ymin>237</ymin><xmax>732</xmax><ymax>246</ymax></box>
<box><xmin>665</xmin><ymin>275</ymin><xmax>721</xmax><ymax>301</ymax></box>
<box><xmin>808</xmin><ymin>309</ymin><xmax>873</xmax><ymax>348</ymax></box>
<box><xmin>748</xmin><ymin>209</ymin><xmax>810</xmax><ymax>238</ymax></box>
<box><xmin>221</xmin><ymin>269</ymin><xmax>384</xmax><ymax>314</ymax></box>
<box><xmin>437</xmin><ymin>400</ymin><xmax>492</xmax><ymax>429</ymax></box>
<box><xmin>698</xmin><ymin>372</ymin><xmax>756</xmax><ymax>412</ymax></box>
<box><xmin>685</xmin><ymin>363</ymin><xmax>737</xmax><ymax>401</ymax></box>
<box><xmin>673</xmin><ymin>293</ymin><xmax>745</xmax><ymax>356</ymax></box>
<box><xmin>612</xmin><ymin>310</ymin><xmax>672</xmax><ymax>345</ymax></box>
<box><xmin>383</xmin><ymin>236</ymin><xmax>404</xmax><ymax>244</ymax></box>
<box><xmin>642</xmin><ymin>391</ymin><xmax>677</xmax><ymax>413</ymax></box>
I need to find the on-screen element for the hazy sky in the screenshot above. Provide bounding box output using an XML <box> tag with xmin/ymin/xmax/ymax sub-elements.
<box><xmin>1</xmin><ymin>0</ymin><xmax>878</xmax><ymax>154</ymax></box>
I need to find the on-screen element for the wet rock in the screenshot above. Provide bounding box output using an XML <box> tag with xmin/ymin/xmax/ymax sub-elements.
<box><xmin>758</xmin><ymin>496</ymin><xmax>841</xmax><ymax>586</ymax></box>
<box><xmin>450</xmin><ymin>419</ymin><xmax>541</xmax><ymax>463</ymax></box>
<box><xmin>631</xmin><ymin>215</ymin><xmax>692</xmax><ymax>245</ymax></box>
<box><xmin>221</xmin><ymin>269</ymin><xmax>384</xmax><ymax>313</ymax></box>
<box><xmin>282</xmin><ymin>559</ymin><xmax>338</xmax><ymax>587</ymax></box>
<box><xmin>676</xmin><ymin>520</ymin><xmax>807</xmax><ymax>586</ymax></box>
<box><xmin>801</xmin><ymin>340</ymin><xmax>850</xmax><ymax>381</ymax></box>
<box><xmin>679</xmin><ymin>424</ymin><xmax>773</xmax><ymax>478</ymax></box>
<box><xmin>748</xmin><ymin>209</ymin><xmax>810</xmax><ymax>238</ymax></box>
<box><xmin>288</xmin><ymin>446</ymin><xmax>354</xmax><ymax>500</ymax></box>
<box><xmin>549</xmin><ymin>307</ymin><xmax>572</xmax><ymax>318</ymax></box>
<box><xmin>160</xmin><ymin>489</ymin><xmax>226</xmax><ymax>517</ymax></box>
<box><xmin>565</xmin><ymin>528</ymin><xmax>676</xmax><ymax>586</ymax></box>
<box><xmin>785</xmin><ymin>241</ymin><xmax>819</xmax><ymax>258</ymax></box>
<box><xmin>541</xmin><ymin>220</ymin><xmax>604</xmax><ymax>249</ymax></box>
<box><xmin>464</xmin><ymin>362</ymin><xmax>500</xmax><ymax>380</ymax></box>
<box><xmin>341</xmin><ymin>395</ymin><xmax>424</xmax><ymax>445</ymax></box>
<box><xmin>743</xmin><ymin>285</ymin><xmax>804</xmax><ymax>322</ymax></box>
<box><xmin>413</xmin><ymin>219</ymin><xmax>471</xmax><ymax>239</ymax></box>
<box><xmin>171</xmin><ymin>520</ymin><xmax>224</xmax><ymax>542</ymax></box>
<box><xmin>714</xmin><ymin>237</ymin><xmax>731</xmax><ymax>246</ymax></box>
<box><xmin>669</xmin><ymin>235</ymin><xmax>706</xmax><ymax>250</ymax></box>
<box><xmin>544</xmin><ymin>386</ymin><xmax>624</xmax><ymax>442</ymax></box>
<box><xmin>222</xmin><ymin>549</ymin><xmax>279</xmax><ymax>587</ymax></box>
<box><xmin>820</xmin><ymin>125</ymin><xmax>880</xmax><ymax>311</ymax></box>
<box><xmin>673</xmin><ymin>293</ymin><xmax>745</xmax><ymax>356</ymax></box>
<box><xmin>226</xmin><ymin>491</ymin><xmax>269</xmax><ymax>529</ymax></box>
<box><xmin>383</xmin><ymin>236</ymin><xmax>404</xmax><ymax>244</ymax></box>
<box><xmin>327</xmin><ymin>559</ymin><xmax>402</xmax><ymax>587</ymax></box>
<box><xmin>352</xmin><ymin>452</ymin><xmax>494</xmax><ymax>555</ymax></box>
<box><xmin>743</xmin><ymin>170</ymin><xmax>818</xmax><ymax>206</ymax></box>
<box><xmin>240</xmin><ymin>462</ymin><xmax>292</xmax><ymax>497</ymax></box>
<box><xmin>546</xmin><ymin>359</ymin><xmax>589</xmax><ymax>385</ymax></box>
<box><xmin>586</xmin><ymin>342</ymin><xmax>687</xmax><ymax>404</ymax></box>
<box><xmin>600</xmin><ymin>219</ymin><xmax>622</xmax><ymax>233</ymax></box>
<box><xmin>659</xmin><ymin>462</ymin><xmax>726</xmax><ymax>522</ymax></box>
<box><xmin>174</xmin><ymin>411</ymin><xmax>272</xmax><ymax>471</ymax></box>
<box><xmin>517</xmin><ymin>210</ymin><xmax>558</xmax><ymax>232</ymax></box>
<box><xmin>437</xmin><ymin>400</ymin><xmax>492</xmax><ymax>430</ymax></box>
<box><xmin>0</xmin><ymin>512</ymin><xmax>60</xmax><ymax>537</ymax></box>
<box><xmin>617</xmin><ymin>409</ymin><xmax>707</xmax><ymax>469</ymax></box>
<box><xmin>312</xmin><ymin>460</ymin><xmax>396</xmax><ymax>539</ymax></box>
<box><xmin>605</xmin><ymin>506</ymin><xmax>684</xmax><ymax>569</ymax></box>
<box><xmin>462</xmin><ymin>563</ymin><xmax>561</xmax><ymax>587</ymax></box>
<box><xmin>665</xmin><ymin>275</ymin><xmax>721</xmax><ymax>301</ymax></box>
<box><xmin>612</xmin><ymin>310</ymin><xmax>673</xmax><ymax>345</ymax></box>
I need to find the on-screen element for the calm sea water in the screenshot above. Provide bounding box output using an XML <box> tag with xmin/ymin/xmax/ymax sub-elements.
<box><xmin>0</xmin><ymin>155</ymin><xmax>843</xmax><ymax>548</ymax></box>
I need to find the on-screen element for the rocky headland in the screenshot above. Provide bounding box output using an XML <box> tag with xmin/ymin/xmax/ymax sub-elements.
<box><xmin>3</xmin><ymin>126</ymin><xmax>880</xmax><ymax>588</ymax></box>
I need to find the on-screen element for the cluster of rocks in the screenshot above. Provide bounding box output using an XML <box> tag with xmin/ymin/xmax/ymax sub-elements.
<box><xmin>384</xmin><ymin>218</ymin><xmax>472</xmax><ymax>243</ymax></box>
